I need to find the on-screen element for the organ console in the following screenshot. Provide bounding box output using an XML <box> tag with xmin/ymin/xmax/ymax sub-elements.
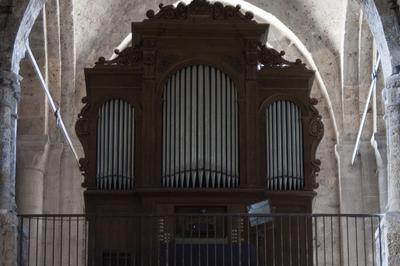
<box><xmin>75</xmin><ymin>0</ymin><xmax>324</xmax><ymax>264</ymax></box>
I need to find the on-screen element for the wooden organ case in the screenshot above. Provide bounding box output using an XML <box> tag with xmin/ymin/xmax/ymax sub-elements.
<box><xmin>75</xmin><ymin>0</ymin><xmax>324</xmax><ymax>265</ymax></box>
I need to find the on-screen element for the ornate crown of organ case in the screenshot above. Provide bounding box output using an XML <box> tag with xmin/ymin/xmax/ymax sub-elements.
<box><xmin>76</xmin><ymin>0</ymin><xmax>323</xmax><ymax>264</ymax></box>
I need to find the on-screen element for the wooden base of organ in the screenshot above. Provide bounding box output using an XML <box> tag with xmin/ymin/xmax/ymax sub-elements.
<box><xmin>85</xmin><ymin>190</ymin><xmax>315</xmax><ymax>266</ymax></box>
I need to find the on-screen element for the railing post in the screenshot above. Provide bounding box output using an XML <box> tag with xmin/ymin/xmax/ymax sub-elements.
<box><xmin>17</xmin><ymin>217</ymin><xmax>23</xmax><ymax>266</ymax></box>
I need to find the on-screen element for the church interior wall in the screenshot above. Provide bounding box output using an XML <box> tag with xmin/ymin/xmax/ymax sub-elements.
<box><xmin>13</xmin><ymin>0</ymin><xmax>383</xmax><ymax>217</ymax></box>
<box><xmin>3</xmin><ymin>0</ymin><xmax>400</xmax><ymax>264</ymax></box>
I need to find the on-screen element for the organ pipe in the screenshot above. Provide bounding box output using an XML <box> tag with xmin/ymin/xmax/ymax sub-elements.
<box><xmin>96</xmin><ymin>99</ymin><xmax>135</xmax><ymax>190</ymax></box>
<box><xmin>265</xmin><ymin>100</ymin><xmax>304</xmax><ymax>190</ymax></box>
<box><xmin>162</xmin><ymin>65</ymin><xmax>239</xmax><ymax>188</ymax></box>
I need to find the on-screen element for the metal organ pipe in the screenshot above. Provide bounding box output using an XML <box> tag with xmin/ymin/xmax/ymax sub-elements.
<box><xmin>266</xmin><ymin>100</ymin><xmax>304</xmax><ymax>190</ymax></box>
<box><xmin>162</xmin><ymin>65</ymin><xmax>239</xmax><ymax>188</ymax></box>
<box><xmin>96</xmin><ymin>99</ymin><xmax>135</xmax><ymax>190</ymax></box>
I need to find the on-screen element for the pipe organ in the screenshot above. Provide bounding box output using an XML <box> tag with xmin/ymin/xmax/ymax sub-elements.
<box><xmin>162</xmin><ymin>65</ymin><xmax>239</xmax><ymax>189</ymax></box>
<box><xmin>75</xmin><ymin>0</ymin><xmax>324</xmax><ymax>265</ymax></box>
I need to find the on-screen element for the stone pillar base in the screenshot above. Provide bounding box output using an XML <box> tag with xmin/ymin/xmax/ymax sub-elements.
<box><xmin>0</xmin><ymin>209</ymin><xmax>18</xmax><ymax>266</ymax></box>
<box><xmin>383</xmin><ymin>212</ymin><xmax>400</xmax><ymax>266</ymax></box>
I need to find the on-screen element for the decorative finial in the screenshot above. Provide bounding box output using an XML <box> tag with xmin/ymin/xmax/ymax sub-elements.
<box><xmin>245</xmin><ymin>12</ymin><xmax>254</xmax><ymax>20</ymax></box>
<box><xmin>146</xmin><ymin>9</ymin><xmax>155</xmax><ymax>18</ymax></box>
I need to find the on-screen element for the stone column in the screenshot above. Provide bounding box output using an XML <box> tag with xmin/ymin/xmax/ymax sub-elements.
<box><xmin>383</xmin><ymin>73</ymin><xmax>400</xmax><ymax>266</ymax></box>
<box><xmin>16</xmin><ymin>135</ymin><xmax>49</xmax><ymax>214</ymax></box>
<box><xmin>0</xmin><ymin>70</ymin><xmax>21</xmax><ymax>266</ymax></box>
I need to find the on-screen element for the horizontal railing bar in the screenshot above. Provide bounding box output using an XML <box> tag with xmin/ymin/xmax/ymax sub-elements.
<box><xmin>17</xmin><ymin>213</ymin><xmax>383</xmax><ymax>218</ymax></box>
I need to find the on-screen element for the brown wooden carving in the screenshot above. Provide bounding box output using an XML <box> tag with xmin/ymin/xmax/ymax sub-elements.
<box><xmin>308</xmin><ymin>98</ymin><xmax>324</xmax><ymax>189</ymax></box>
<box><xmin>95</xmin><ymin>46</ymin><xmax>143</xmax><ymax>66</ymax></box>
<box><xmin>145</xmin><ymin>1</ymin><xmax>255</xmax><ymax>21</ymax></box>
<box><xmin>257</xmin><ymin>43</ymin><xmax>308</xmax><ymax>70</ymax></box>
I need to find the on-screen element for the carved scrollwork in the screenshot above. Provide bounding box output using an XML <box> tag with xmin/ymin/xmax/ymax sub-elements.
<box><xmin>310</xmin><ymin>159</ymin><xmax>321</xmax><ymax>189</ymax></box>
<box><xmin>309</xmin><ymin>97</ymin><xmax>320</xmax><ymax>114</ymax></box>
<box><xmin>212</xmin><ymin>2</ymin><xmax>254</xmax><ymax>21</ymax></box>
<box><xmin>145</xmin><ymin>0</ymin><xmax>254</xmax><ymax>22</ymax></box>
<box><xmin>79</xmin><ymin>158</ymin><xmax>89</xmax><ymax>188</ymax></box>
<box><xmin>188</xmin><ymin>0</ymin><xmax>211</xmax><ymax>17</ymax></box>
<box><xmin>257</xmin><ymin>43</ymin><xmax>308</xmax><ymax>70</ymax></box>
<box><xmin>308</xmin><ymin>98</ymin><xmax>323</xmax><ymax>140</ymax></box>
<box><xmin>76</xmin><ymin>97</ymin><xmax>91</xmax><ymax>136</ymax></box>
<box><xmin>75</xmin><ymin>118</ymin><xmax>90</xmax><ymax>136</ymax></box>
<box><xmin>306</xmin><ymin>96</ymin><xmax>323</xmax><ymax>190</ymax></box>
<box><xmin>146</xmin><ymin>3</ymin><xmax>187</xmax><ymax>20</ymax></box>
<box><xmin>78</xmin><ymin>97</ymin><xmax>90</xmax><ymax>118</ymax></box>
<box><xmin>310</xmin><ymin>98</ymin><xmax>318</xmax><ymax>106</ymax></box>
<box><xmin>309</xmin><ymin>117</ymin><xmax>324</xmax><ymax>139</ymax></box>
<box><xmin>95</xmin><ymin>46</ymin><xmax>143</xmax><ymax>66</ymax></box>
<box><xmin>75</xmin><ymin>97</ymin><xmax>92</xmax><ymax>188</ymax></box>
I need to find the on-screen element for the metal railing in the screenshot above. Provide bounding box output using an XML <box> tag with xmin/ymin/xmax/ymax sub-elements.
<box><xmin>17</xmin><ymin>213</ymin><xmax>383</xmax><ymax>266</ymax></box>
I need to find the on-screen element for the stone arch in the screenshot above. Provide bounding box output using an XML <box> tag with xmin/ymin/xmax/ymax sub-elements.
<box><xmin>0</xmin><ymin>0</ymin><xmax>46</xmax><ymax>73</ymax></box>
<box><xmin>359</xmin><ymin>0</ymin><xmax>400</xmax><ymax>79</ymax></box>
